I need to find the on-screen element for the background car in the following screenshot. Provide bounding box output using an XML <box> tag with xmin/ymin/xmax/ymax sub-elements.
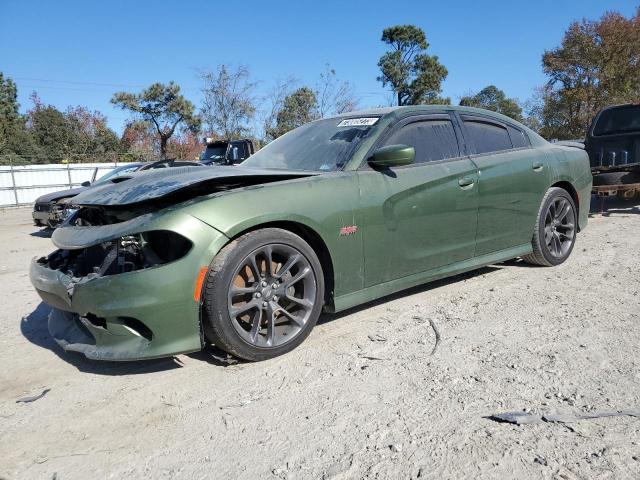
<box><xmin>30</xmin><ymin>106</ymin><xmax>591</xmax><ymax>362</ymax></box>
<box><xmin>32</xmin><ymin>159</ymin><xmax>203</xmax><ymax>228</ymax></box>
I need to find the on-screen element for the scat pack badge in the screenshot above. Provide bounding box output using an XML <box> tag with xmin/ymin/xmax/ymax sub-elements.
<box><xmin>339</xmin><ymin>225</ymin><xmax>358</xmax><ymax>236</ymax></box>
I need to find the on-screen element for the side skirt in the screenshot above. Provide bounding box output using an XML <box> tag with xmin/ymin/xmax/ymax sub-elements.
<box><xmin>332</xmin><ymin>243</ymin><xmax>532</xmax><ymax>313</ymax></box>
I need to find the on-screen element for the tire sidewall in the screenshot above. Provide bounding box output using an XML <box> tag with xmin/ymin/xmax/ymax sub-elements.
<box><xmin>537</xmin><ymin>189</ymin><xmax>577</xmax><ymax>266</ymax></box>
<box><xmin>205</xmin><ymin>229</ymin><xmax>324</xmax><ymax>360</ymax></box>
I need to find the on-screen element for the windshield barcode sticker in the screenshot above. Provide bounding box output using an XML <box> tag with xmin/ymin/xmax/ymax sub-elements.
<box><xmin>337</xmin><ymin>118</ymin><xmax>379</xmax><ymax>127</ymax></box>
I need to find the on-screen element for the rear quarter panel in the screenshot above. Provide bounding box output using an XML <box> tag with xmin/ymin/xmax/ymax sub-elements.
<box><xmin>546</xmin><ymin>145</ymin><xmax>592</xmax><ymax>231</ymax></box>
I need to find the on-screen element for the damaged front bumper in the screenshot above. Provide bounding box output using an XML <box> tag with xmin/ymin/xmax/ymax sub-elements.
<box><xmin>29</xmin><ymin>211</ymin><xmax>229</xmax><ymax>361</ymax></box>
<box><xmin>32</xmin><ymin>202</ymin><xmax>71</xmax><ymax>227</ymax></box>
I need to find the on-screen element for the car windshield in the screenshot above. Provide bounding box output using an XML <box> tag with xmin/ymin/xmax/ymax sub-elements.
<box><xmin>593</xmin><ymin>105</ymin><xmax>640</xmax><ymax>136</ymax></box>
<box><xmin>242</xmin><ymin>117</ymin><xmax>379</xmax><ymax>171</ymax></box>
<box><xmin>201</xmin><ymin>145</ymin><xmax>227</xmax><ymax>161</ymax></box>
<box><xmin>93</xmin><ymin>164</ymin><xmax>140</xmax><ymax>185</ymax></box>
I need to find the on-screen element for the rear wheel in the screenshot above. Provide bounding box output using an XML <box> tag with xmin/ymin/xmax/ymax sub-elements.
<box><xmin>617</xmin><ymin>189</ymin><xmax>638</xmax><ymax>201</ymax></box>
<box><xmin>523</xmin><ymin>187</ymin><xmax>577</xmax><ymax>266</ymax></box>
<box><xmin>202</xmin><ymin>228</ymin><xmax>324</xmax><ymax>361</ymax></box>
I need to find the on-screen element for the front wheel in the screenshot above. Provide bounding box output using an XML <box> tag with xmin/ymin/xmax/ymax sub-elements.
<box><xmin>202</xmin><ymin>228</ymin><xmax>324</xmax><ymax>361</ymax></box>
<box><xmin>523</xmin><ymin>187</ymin><xmax>577</xmax><ymax>266</ymax></box>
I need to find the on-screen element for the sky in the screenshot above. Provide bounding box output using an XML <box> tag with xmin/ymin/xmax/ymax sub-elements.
<box><xmin>1</xmin><ymin>0</ymin><xmax>637</xmax><ymax>134</ymax></box>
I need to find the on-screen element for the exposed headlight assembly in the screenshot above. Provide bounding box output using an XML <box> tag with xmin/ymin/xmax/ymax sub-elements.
<box><xmin>44</xmin><ymin>230</ymin><xmax>192</xmax><ymax>279</ymax></box>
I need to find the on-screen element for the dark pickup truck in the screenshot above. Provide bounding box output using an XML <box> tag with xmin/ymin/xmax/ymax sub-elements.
<box><xmin>199</xmin><ymin>138</ymin><xmax>255</xmax><ymax>166</ymax></box>
<box><xmin>585</xmin><ymin>104</ymin><xmax>640</xmax><ymax>200</ymax></box>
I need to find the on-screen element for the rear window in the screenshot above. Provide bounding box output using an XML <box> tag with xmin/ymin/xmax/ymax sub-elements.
<box><xmin>201</xmin><ymin>144</ymin><xmax>227</xmax><ymax>162</ymax></box>
<box><xmin>507</xmin><ymin>126</ymin><xmax>530</xmax><ymax>148</ymax></box>
<box><xmin>593</xmin><ymin>105</ymin><xmax>640</xmax><ymax>136</ymax></box>
<box><xmin>231</xmin><ymin>141</ymin><xmax>250</xmax><ymax>160</ymax></box>
<box><xmin>463</xmin><ymin>118</ymin><xmax>512</xmax><ymax>154</ymax></box>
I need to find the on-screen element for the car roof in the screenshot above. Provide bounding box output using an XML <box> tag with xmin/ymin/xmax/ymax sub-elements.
<box><xmin>330</xmin><ymin>105</ymin><xmax>518</xmax><ymax>123</ymax></box>
<box><xmin>327</xmin><ymin>105</ymin><xmax>545</xmax><ymax>145</ymax></box>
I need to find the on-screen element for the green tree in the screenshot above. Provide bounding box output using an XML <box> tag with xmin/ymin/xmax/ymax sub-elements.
<box><xmin>65</xmin><ymin>106</ymin><xmax>123</xmax><ymax>157</ymax></box>
<box><xmin>26</xmin><ymin>95</ymin><xmax>124</xmax><ymax>163</ymax></box>
<box><xmin>377</xmin><ymin>25</ymin><xmax>449</xmax><ymax>106</ymax></box>
<box><xmin>266</xmin><ymin>87</ymin><xmax>318</xmax><ymax>140</ymax></box>
<box><xmin>459</xmin><ymin>85</ymin><xmax>523</xmax><ymax>122</ymax></box>
<box><xmin>28</xmin><ymin>101</ymin><xmax>75</xmax><ymax>160</ymax></box>
<box><xmin>0</xmin><ymin>73</ymin><xmax>38</xmax><ymax>160</ymax></box>
<box><xmin>540</xmin><ymin>8</ymin><xmax>640</xmax><ymax>139</ymax></box>
<box><xmin>0</xmin><ymin>73</ymin><xmax>19</xmax><ymax>139</ymax></box>
<box><xmin>112</xmin><ymin>82</ymin><xmax>201</xmax><ymax>159</ymax></box>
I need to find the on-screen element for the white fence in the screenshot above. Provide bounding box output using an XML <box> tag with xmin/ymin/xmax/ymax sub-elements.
<box><xmin>0</xmin><ymin>162</ymin><xmax>123</xmax><ymax>206</ymax></box>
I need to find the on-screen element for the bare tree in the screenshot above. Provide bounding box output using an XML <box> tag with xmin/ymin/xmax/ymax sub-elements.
<box><xmin>200</xmin><ymin>64</ymin><xmax>258</xmax><ymax>139</ymax></box>
<box><xmin>315</xmin><ymin>64</ymin><xmax>359</xmax><ymax>117</ymax></box>
<box><xmin>260</xmin><ymin>76</ymin><xmax>299</xmax><ymax>142</ymax></box>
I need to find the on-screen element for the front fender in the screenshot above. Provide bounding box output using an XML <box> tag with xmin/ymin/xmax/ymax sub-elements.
<box><xmin>184</xmin><ymin>173</ymin><xmax>364</xmax><ymax>299</ymax></box>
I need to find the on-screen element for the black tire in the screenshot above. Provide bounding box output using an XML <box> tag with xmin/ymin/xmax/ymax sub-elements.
<box><xmin>617</xmin><ymin>189</ymin><xmax>638</xmax><ymax>201</ymax></box>
<box><xmin>522</xmin><ymin>187</ymin><xmax>577</xmax><ymax>267</ymax></box>
<box><xmin>202</xmin><ymin>228</ymin><xmax>324</xmax><ymax>361</ymax></box>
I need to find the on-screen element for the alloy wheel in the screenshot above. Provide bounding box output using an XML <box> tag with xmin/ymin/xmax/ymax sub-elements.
<box><xmin>227</xmin><ymin>244</ymin><xmax>316</xmax><ymax>348</ymax></box>
<box><xmin>544</xmin><ymin>197</ymin><xmax>576</xmax><ymax>258</ymax></box>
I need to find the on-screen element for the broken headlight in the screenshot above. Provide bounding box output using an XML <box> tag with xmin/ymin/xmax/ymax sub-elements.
<box><xmin>44</xmin><ymin>230</ymin><xmax>192</xmax><ymax>279</ymax></box>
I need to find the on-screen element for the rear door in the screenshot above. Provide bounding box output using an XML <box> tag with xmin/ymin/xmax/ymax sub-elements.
<box><xmin>357</xmin><ymin>114</ymin><xmax>479</xmax><ymax>287</ymax></box>
<box><xmin>458</xmin><ymin>114</ymin><xmax>548</xmax><ymax>255</ymax></box>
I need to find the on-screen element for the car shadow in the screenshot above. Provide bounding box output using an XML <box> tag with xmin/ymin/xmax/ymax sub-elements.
<box><xmin>19</xmin><ymin>259</ymin><xmax>551</xmax><ymax>370</ymax></box>
<box><xmin>318</xmin><ymin>265</ymin><xmax>502</xmax><ymax>325</ymax></box>
<box><xmin>30</xmin><ymin>227</ymin><xmax>53</xmax><ymax>238</ymax></box>
<box><xmin>589</xmin><ymin>195</ymin><xmax>640</xmax><ymax>216</ymax></box>
<box><xmin>186</xmin><ymin>347</ymin><xmax>247</xmax><ymax>367</ymax></box>
<box><xmin>21</xmin><ymin>302</ymin><xmax>184</xmax><ymax>375</ymax></box>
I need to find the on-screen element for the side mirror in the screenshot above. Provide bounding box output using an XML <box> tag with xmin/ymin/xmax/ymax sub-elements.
<box><xmin>369</xmin><ymin>144</ymin><xmax>415</xmax><ymax>168</ymax></box>
<box><xmin>81</xmin><ymin>181</ymin><xmax>91</xmax><ymax>187</ymax></box>
<box><xmin>231</xmin><ymin>146</ymin><xmax>239</xmax><ymax>162</ymax></box>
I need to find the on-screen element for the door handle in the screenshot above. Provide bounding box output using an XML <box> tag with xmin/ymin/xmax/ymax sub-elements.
<box><xmin>533</xmin><ymin>161</ymin><xmax>544</xmax><ymax>171</ymax></box>
<box><xmin>458</xmin><ymin>177</ymin><xmax>475</xmax><ymax>188</ymax></box>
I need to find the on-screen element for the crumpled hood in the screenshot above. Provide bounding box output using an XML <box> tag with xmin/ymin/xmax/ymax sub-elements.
<box><xmin>36</xmin><ymin>187</ymin><xmax>87</xmax><ymax>204</ymax></box>
<box><xmin>70</xmin><ymin>166</ymin><xmax>318</xmax><ymax>207</ymax></box>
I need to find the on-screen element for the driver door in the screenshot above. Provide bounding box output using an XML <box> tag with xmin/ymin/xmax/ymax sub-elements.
<box><xmin>357</xmin><ymin>114</ymin><xmax>479</xmax><ymax>287</ymax></box>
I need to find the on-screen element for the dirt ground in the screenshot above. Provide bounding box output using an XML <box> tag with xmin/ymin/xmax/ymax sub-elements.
<box><xmin>1</xmin><ymin>198</ymin><xmax>639</xmax><ymax>480</ymax></box>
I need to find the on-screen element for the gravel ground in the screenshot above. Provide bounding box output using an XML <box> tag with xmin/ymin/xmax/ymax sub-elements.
<box><xmin>1</xmin><ymin>198</ymin><xmax>639</xmax><ymax>480</ymax></box>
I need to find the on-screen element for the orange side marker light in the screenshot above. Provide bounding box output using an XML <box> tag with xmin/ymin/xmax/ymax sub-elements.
<box><xmin>194</xmin><ymin>266</ymin><xmax>208</xmax><ymax>302</ymax></box>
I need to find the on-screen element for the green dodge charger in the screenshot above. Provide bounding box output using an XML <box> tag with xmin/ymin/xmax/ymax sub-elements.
<box><xmin>30</xmin><ymin>106</ymin><xmax>592</xmax><ymax>361</ymax></box>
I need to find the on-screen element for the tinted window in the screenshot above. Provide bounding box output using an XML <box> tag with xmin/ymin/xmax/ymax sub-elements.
<box><xmin>93</xmin><ymin>164</ymin><xmax>140</xmax><ymax>185</ymax></box>
<box><xmin>233</xmin><ymin>142</ymin><xmax>249</xmax><ymax>160</ymax></box>
<box><xmin>385</xmin><ymin>120</ymin><xmax>459</xmax><ymax>164</ymax></box>
<box><xmin>463</xmin><ymin>119</ymin><xmax>512</xmax><ymax>154</ymax></box>
<box><xmin>507</xmin><ymin>126</ymin><xmax>529</xmax><ymax>148</ymax></box>
<box><xmin>593</xmin><ymin>105</ymin><xmax>640</xmax><ymax>136</ymax></box>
